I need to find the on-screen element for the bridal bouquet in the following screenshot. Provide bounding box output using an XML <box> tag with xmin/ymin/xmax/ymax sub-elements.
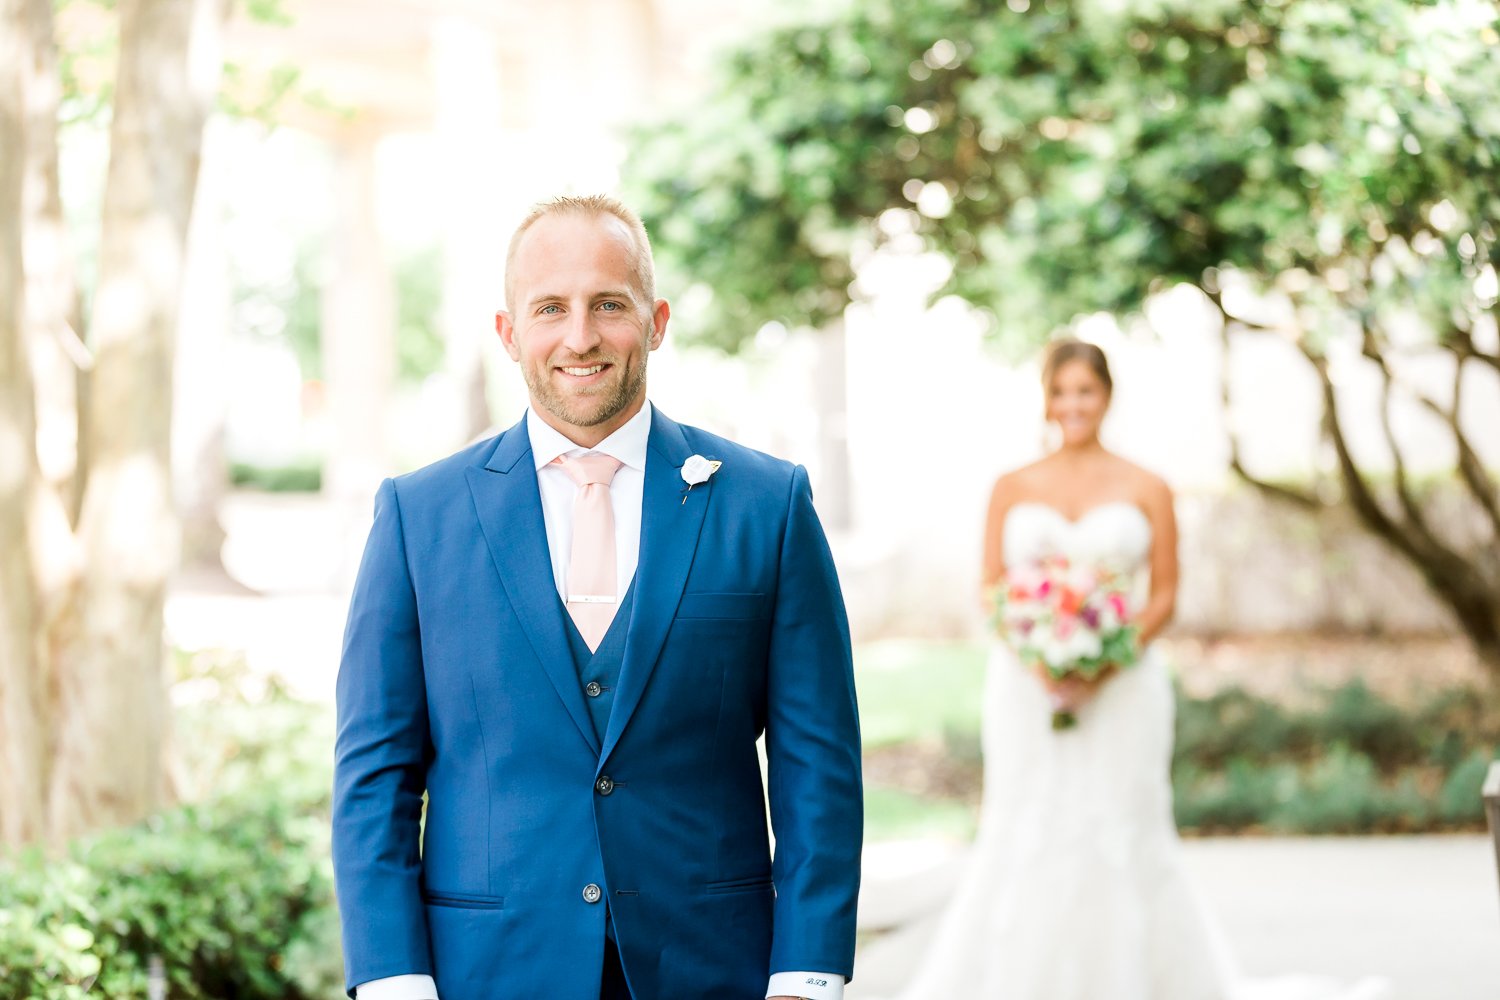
<box><xmin>990</xmin><ymin>556</ymin><xmax>1140</xmax><ymax>730</ymax></box>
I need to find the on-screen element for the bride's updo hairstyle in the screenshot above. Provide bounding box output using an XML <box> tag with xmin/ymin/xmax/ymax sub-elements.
<box><xmin>1041</xmin><ymin>338</ymin><xmax>1113</xmax><ymax>399</ymax></box>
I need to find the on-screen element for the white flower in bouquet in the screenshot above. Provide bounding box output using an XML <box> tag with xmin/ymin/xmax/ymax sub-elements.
<box><xmin>988</xmin><ymin>555</ymin><xmax>1141</xmax><ymax>730</ymax></box>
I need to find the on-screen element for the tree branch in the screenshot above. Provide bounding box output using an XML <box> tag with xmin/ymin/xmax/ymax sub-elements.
<box><xmin>1301</xmin><ymin>342</ymin><xmax>1417</xmax><ymax>559</ymax></box>
<box><xmin>1215</xmin><ymin>295</ymin><xmax>1320</xmax><ymax>508</ymax></box>
<box><xmin>1203</xmin><ymin>285</ymin><xmax>1283</xmax><ymax>334</ymax></box>
<box><xmin>51</xmin><ymin>320</ymin><xmax>93</xmax><ymax>371</ymax></box>
<box><xmin>1308</xmin><ymin>339</ymin><xmax>1499</xmax><ymax>618</ymax></box>
<box><xmin>1454</xmin><ymin>323</ymin><xmax>1500</xmax><ymax>376</ymax></box>
<box><xmin>1368</xmin><ymin>331</ymin><xmax>1434</xmax><ymax>541</ymax></box>
<box><xmin>1415</xmin><ymin>359</ymin><xmax>1500</xmax><ymax>540</ymax></box>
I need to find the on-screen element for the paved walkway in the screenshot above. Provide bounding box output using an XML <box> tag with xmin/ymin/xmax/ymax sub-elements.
<box><xmin>854</xmin><ymin>835</ymin><xmax>1499</xmax><ymax>999</ymax></box>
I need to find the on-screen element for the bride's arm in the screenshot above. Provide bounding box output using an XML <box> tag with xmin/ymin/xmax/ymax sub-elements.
<box><xmin>981</xmin><ymin>475</ymin><xmax>1016</xmax><ymax>596</ymax></box>
<box><xmin>1135</xmin><ymin>476</ymin><xmax>1179</xmax><ymax>646</ymax></box>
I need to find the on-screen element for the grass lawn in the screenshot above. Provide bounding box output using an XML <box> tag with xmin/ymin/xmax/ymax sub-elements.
<box><xmin>863</xmin><ymin>786</ymin><xmax>976</xmax><ymax>842</ymax></box>
<box><xmin>855</xmin><ymin>639</ymin><xmax>986</xmax><ymax>841</ymax></box>
<box><xmin>854</xmin><ymin>639</ymin><xmax>986</xmax><ymax>749</ymax></box>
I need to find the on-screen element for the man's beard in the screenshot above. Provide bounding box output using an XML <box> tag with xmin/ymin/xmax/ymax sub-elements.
<box><xmin>527</xmin><ymin>352</ymin><xmax>648</xmax><ymax>430</ymax></box>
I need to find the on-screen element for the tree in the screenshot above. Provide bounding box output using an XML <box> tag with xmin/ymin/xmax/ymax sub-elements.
<box><xmin>623</xmin><ymin>0</ymin><xmax>1500</xmax><ymax>669</ymax></box>
<box><xmin>1</xmin><ymin>0</ymin><xmax>48</xmax><ymax>849</ymax></box>
<box><xmin>1</xmin><ymin>0</ymin><xmax>224</xmax><ymax>848</ymax></box>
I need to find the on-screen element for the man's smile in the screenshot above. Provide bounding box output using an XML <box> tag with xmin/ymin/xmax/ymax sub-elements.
<box><xmin>557</xmin><ymin>362</ymin><xmax>613</xmax><ymax>386</ymax></box>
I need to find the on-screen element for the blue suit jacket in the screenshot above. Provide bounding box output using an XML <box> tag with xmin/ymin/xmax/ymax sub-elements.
<box><xmin>332</xmin><ymin>409</ymin><xmax>863</xmax><ymax>1000</ymax></box>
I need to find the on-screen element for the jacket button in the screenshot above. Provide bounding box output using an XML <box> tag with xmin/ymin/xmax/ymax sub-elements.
<box><xmin>595</xmin><ymin>776</ymin><xmax>615</xmax><ymax>796</ymax></box>
<box><xmin>583</xmin><ymin>883</ymin><xmax>603</xmax><ymax>904</ymax></box>
<box><xmin>585</xmin><ymin>681</ymin><xmax>602</xmax><ymax>698</ymax></box>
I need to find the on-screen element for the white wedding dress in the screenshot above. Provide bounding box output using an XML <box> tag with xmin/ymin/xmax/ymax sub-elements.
<box><xmin>890</xmin><ymin>502</ymin><xmax>1389</xmax><ymax>1000</ymax></box>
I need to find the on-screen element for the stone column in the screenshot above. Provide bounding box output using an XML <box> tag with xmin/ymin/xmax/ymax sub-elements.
<box><xmin>321</xmin><ymin>128</ymin><xmax>395</xmax><ymax>501</ymax></box>
<box><xmin>173</xmin><ymin>115</ymin><xmax>230</xmax><ymax>567</ymax></box>
<box><xmin>431</xmin><ymin>16</ymin><xmax>503</xmax><ymax>442</ymax></box>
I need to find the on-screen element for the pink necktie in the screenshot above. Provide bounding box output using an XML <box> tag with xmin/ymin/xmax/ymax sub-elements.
<box><xmin>554</xmin><ymin>453</ymin><xmax>624</xmax><ymax>651</ymax></box>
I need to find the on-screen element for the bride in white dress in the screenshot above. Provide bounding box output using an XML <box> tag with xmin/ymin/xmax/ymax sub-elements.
<box><xmin>890</xmin><ymin>340</ymin><xmax>1388</xmax><ymax>1000</ymax></box>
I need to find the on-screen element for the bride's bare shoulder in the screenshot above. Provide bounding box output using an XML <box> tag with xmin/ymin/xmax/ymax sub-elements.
<box><xmin>1104</xmin><ymin>453</ymin><xmax>1173</xmax><ymax>506</ymax></box>
<box><xmin>992</xmin><ymin>457</ymin><xmax>1052</xmax><ymax>496</ymax></box>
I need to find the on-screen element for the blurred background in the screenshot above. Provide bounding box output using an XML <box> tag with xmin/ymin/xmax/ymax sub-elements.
<box><xmin>1</xmin><ymin>0</ymin><xmax>1498</xmax><ymax>996</ymax></box>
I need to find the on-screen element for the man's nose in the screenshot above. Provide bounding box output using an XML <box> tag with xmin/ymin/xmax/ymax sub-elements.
<box><xmin>560</xmin><ymin>308</ymin><xmax>602</xmax><ymax>355</ymax></box>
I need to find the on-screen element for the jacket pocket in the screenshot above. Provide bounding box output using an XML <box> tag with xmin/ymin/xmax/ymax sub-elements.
<box><xmin>423</xmin><ymin>889</ymin><xmax>506</xmax><ymax>910</ymax></box>
<box><xmin>704</xmin><ymin>874</ymin><xmax>774</xmax><ymax>896</ymax></box>
<box><xmin>676</xmin><ymin>592</ymin><xmax>768</xmax><ymax>620</ymax></box>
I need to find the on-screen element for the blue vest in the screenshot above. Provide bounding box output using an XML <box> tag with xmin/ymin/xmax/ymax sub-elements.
<box><xmin>563</xmin><ymin>580</ymin><xmax>636</xmax><ymax>745</ymax></box>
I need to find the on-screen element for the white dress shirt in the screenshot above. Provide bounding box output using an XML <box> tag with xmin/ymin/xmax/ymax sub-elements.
<box><xmin>355</xmin><ymin>403</ymin><xmax>844</xmax><ymax>1000</ymax></box>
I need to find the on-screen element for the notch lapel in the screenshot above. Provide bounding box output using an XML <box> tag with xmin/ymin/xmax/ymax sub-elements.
<box><xmin>599</xmin><ymin>409</ymin><xmax>709</xmax><ymax>766</ymax></box>
<box><xmin>465</xmin><ymin>416</ymin><xmax>600</xmax><ymax>756</ymax></box>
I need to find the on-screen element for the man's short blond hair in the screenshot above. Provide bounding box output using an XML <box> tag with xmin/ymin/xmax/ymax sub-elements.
<box><xmin>503</xmin><ymin>194</ymin><xmax>657</xmax><ymax>312</ymax></box>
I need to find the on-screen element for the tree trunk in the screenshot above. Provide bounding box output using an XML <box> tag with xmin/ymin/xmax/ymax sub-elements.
<box><xmin>22</xmin><ymin>0</ymin><xmax>80</xmax><ymax>500</ymax></box>
<box><xmin>0</xmin><ymin>0</ymin><xmax>49</xmax><ymax>850</ymax></box>
<box><xmin>18</xmin><ymin>0</ymin><xmax>90</xmax><ymax>848</ymax></box>
<box><xmin>46</xmin><ymin>0</ymin><xmax>223</xmax><ymax>840</ymax></box>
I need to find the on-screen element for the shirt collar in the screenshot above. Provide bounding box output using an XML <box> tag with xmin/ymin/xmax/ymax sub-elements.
<box><xmin>527</xmin><ymin>401</ymin><xmax>653</xmax><ymax>473</ymax></box>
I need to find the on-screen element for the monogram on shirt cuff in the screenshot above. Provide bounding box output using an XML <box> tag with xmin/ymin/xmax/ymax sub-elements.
<box><xmin>766</xmin><ymin>970</ymin><xmax>845</xmax><ymax>1000</ymax></box>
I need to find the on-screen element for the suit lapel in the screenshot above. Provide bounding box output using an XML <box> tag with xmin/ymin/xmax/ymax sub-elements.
<box><xmin>600</xmin><ymin>408</ymin><xmax>709</xmax><ymax>765</ymax></box>
<box><xmin>465</xmin><ymin>415</ymin><xmax>600</xmax><ymax>756</ymax></box>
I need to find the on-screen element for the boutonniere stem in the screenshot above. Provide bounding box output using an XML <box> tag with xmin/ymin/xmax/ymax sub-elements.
<box><xmin>680</xmin><ymin>455</ymin><xmax>722</xmax><ymax>504</ymax></box>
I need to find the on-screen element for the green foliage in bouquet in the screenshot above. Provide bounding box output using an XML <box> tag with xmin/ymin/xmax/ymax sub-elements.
<box><xmin>1092</xmin><ymin>628</ymin><xmax>1142</xmax><ymax>679</ymax></box>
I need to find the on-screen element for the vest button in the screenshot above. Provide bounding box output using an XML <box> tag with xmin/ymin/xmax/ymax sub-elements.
<box><xmin>583</xmin><ymin>883</ymin><xmax>603</xmax><ymax>904</ymax></box>
<box><xmin>596</xmin><ymin>775</ymin><xmax>615</xmax><ymax>796</ymax></box>
<box><xmin>585</xmin><ymin>681</ymin><xmax>603</xmax><ymax>698</ymax></box>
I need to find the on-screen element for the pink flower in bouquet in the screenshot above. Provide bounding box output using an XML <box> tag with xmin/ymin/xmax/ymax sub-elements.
<box><xmin>989</xmin><ymin>556</ymin><xmax>1141</xmax><ymax>730</ymax></box>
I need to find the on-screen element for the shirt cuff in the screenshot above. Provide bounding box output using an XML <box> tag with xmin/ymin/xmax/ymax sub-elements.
<box><xmin>354</xmin><ymin>975</ymin><xmax>439</xmax><ymax>1000</ymax></box>
<box><xmin>767</xmin><ymin>971</ymin><xmax>845</xmax><ymax>999</ymax></box>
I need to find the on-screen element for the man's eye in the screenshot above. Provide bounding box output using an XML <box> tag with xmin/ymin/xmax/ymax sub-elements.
<box><xmin>539</xmin><ymin>304</ymin><xmax>561</xmax><ymax>315</ymax></box>
<box><xmin>599</xmin><ymin>301</ymin><xmax>622</xmax><ymax>312</ymax></box>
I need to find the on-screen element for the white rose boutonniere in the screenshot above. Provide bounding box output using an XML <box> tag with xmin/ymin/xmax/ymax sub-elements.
<box><xmin>679</xmin><ymin>455</ymin><xmax>722</xmax><ymax>504</ymax></box>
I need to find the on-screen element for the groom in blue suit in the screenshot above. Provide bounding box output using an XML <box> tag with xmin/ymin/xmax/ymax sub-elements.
<box><xmin>333</xmin><ymin>195</ymin><xmax>863</xmax><ymax>1000</ymax></box>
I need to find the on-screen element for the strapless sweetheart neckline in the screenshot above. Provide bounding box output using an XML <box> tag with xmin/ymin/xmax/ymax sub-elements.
<box><xmin>1007</xmin><ymin>499</ymin><xmax>1148</xmax><ymax>526</ymax></box>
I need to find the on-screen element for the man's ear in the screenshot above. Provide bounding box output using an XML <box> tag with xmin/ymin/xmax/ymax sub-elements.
<box><xmin>496</xmin><ymin>311</ymin><xmax>521</xmax><ymax>361</ymax></box>
<box><xmin>648</xmin><ymin>299</ymin><xmax>670</xmax><ymax>351</ymax></box>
